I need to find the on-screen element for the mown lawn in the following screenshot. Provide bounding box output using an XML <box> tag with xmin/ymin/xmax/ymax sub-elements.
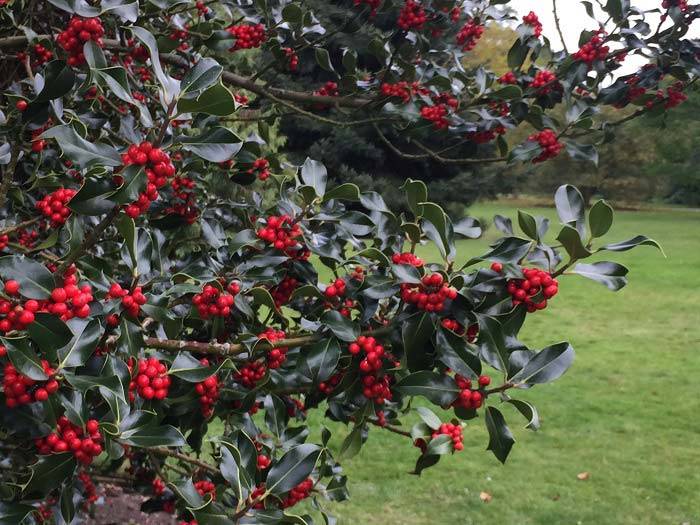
<box><xmin>312</xmin><ymin>202</ymin><xmax>700</xmax><ymax>525</ymax></box>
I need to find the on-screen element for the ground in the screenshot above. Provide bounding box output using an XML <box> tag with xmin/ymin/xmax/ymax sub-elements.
<box><xmin>91</xmin><ymin>202</ymin><xmax>700</xmax><ymax>524</ymax></box>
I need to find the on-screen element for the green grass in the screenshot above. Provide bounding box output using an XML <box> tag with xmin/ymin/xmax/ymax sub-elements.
<box><xmin>312</xmin><ymin>202</ymin><xmax>700</xmax><ymax>524</ymax></box>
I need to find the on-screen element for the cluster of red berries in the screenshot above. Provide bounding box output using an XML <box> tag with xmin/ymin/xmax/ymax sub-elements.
<box><xmin>106</xmin><ymin>283</ymin><xmax>147</xmax><ymax>318</ymax></box>
<box><xmin>227</xmin><ymin>23</ymin><xmax>267</xmax><ymax>51</ymax></box>
<box><xmin>400</xmin><ymin>273</ymin><xmax>458</xmax><ymax>312</ymax></box>
<box><xmin>441</xmin><ymin>319</ymin><xmax>479</xmax><ymax>342</ymax></box>
<box><xmin>248</xmin><ymin>158</ymin><xmax>271</xmax><ymax>181</ymax></box>
<box><xmin>283</xmin><ymin>47</ymin><xmax>299</xmax><ymax>71</ymax></box>
<box><xmin>235</xmin><ymin>361</ymin><xmax>266</xmax><ymax>388</ymax></box>
<box><xmin>528</xmin><ymin>129</ymin><xmax>562</xmax><ymax>163</ymax></box>
<box><xmin>522</xmin><ymin>11</ymin><xmax>543</xmax><ymax>37</ymax></box>
<box><xmin>574</xmin><ymin>31</ymin><xmax>609</xmax><ymax>65</ymax></box>
<box><xmin>280</xmin><ymin>478</ymin><xmax>314</xmax><ymax>508</ymax></box>
<box><xmin>530</xmin><ymin>70</ymin><xmax>559</xmax><ymax>95</ymax></box>
<box><xmin>260</xmin><ymin>328</ymin><xmax>288</xmax><ymax>369</ymax></box>
<box><xmin>398</xmin><ymin>0</ymin><xmax>427</xmax><ymax>30</ymax></box>
<box><xmin>257</xmin><ymin>453</ymin><xmax>271</xmax><ymax>470</ymax></box>
<box><xmin>35</xmin><ymin>499</ymin><xmax>56</xmax><ymax>523</ymax></box>
<box><xmin>35</xmin><ymin>188</ymin><xmax>76</xmax><ymax>227</ymax></box>
<box><xmin>195</xmin><ymin>0</ymin><xmax>209</xmax><ymax>15</ymax></box>
<box><xmin>662</xmin><ymin>0</ymin><xmax>688</xmax><ymax>10</ymax></box>
<box><xmin>315</xmin><ymin>81</ymin><xmax>339</xmax><ymax>97</ymax></box>
<box><xmin>78</xmin><ymin>471</ymin><xmax>99</xmax><ymax>503</ymax></box>
<box><xmin>0</xmin><ymin>281</ymin><xmax>39</xmax><ymax>331</ymax></box>
<box><xmin>167</xmin><ymin>176</ymin><xmax>198</xmax><ymax>224</ymax></box>
<box><xmin>15</xmin><ymin>227</ymin><xmax>39</xmax><ymax>248</ymax></box>
<box><xmin>17</xmin><ymin>43</ymin><xmax>54</xmax><ymax>70</ymax></box>
<box><xmin>324</xmin><ymin>277</ymin><xmax>346</xmax><ymax>299</ymax></box>
<box><xmin>452</xmin><ymin>374</ymin><xmax>489</xmax><ymax>410</ymax></box>
<box><xmin>45</xmin><ymin>267</ymin><xmax>94</xmax><ymax>320</ymax></box>
<box><xmin>192</xmin><ymin>282</ymin><xmax>238</xmax><ymax>319</ymax></box>
<box><xmin>169</xmin><ymin>27</ymin><xmax>190</xmax><ymax>52</ymax></box>
<box><xmin>415</xmin><ymin>422</ymin><xmax>464</xmax><ymax>453</ymax></box>
<box><xmin>498</xmin><ymin>71</ymin><xmax>518</xmax><ymax>85</ymax></box>
<box><xmin>256</xmin><ymin>215</ymin><xmax>305</xmax><ymax>257</ymax></box>
<box><xmin>179</xmin><ymin>521</ymin><xmax>197</xmax><ymax>525</ymax></box>
<box><xmin>392</xmin><ymin>252</ymin><xmax>424</xmax><ymax>267</ymax></box>
<box><xmin>194</xmin><ymin>480</ymin><xmax>216</xmax><ymax>500</ymax></box>
<box><xmin>349</xmin><ymin>336</ymin><xmax>393</xmax><ymax>405</ymax></box>
<box><xmin>195</xmin><ymin>362</ymin><xmax>220</xmax><ymax>418</ymax></box>
<box><xmin>380</xmin><ymin>81</ymin><xmax>428</xmax><ymax>104</ymax></box>
<box><xmin>120</xmin><ymin>141</ymin><xmax>177</xmax><ymax>218</ymax></box>
<box><xmin>271</xmin><ymin>276</ymin><xmax>298</xmax><ymax>307</ymax></box>
<box><xmin>659</xmin><ymin>81</ymin><xmax>687</xmax><ymax>109</ymax></box>
<box><xmin>56</xmin><ymin>16</ymin><xmax>105</xmax><ymax>66</ymax></box>
<box><xmin>503</xmin><ymin>265</ymin><xmax>559</xmax><ymax>312</ymax></box>
<box><xmin>0</xmin><ymin>234</ymin><xmax>8</xmax><ymax>251</ymax></box>
<box><xmin>3</xmin><ymin>361</ymin><xmax>59</xmax><ymax>407</ymax></box>
<box><xmin>467</xmin><ymin>126</ymin><xmax>506</xmax><ymax>144</ymax></box>
<box><xmin>152</xmin><ymin>477</ymin><xmax>166</xmax><ymax>496</ymax></box>
<box><xmin>35</xmin><ymin>417</ymin><xmax>102</xmax><ymax>465</ymax></box>
<box><xmin>130</xmin><ymin>357</ymin><xmax>171</xmax><ymax>400</ymax></box>
<box><xmin>456</xmin><ymin>20</ymin><xmax>484</xmax><ymax>51</ymax></box>
<box><xmin>318</xmin><ymin>372</ymin><xmax>343</xmax><ymax>395</ymax></box>
<box><xmin>420</xmin><ymin>104</ymin><xmax>451</xmax><ymax>129</ymax></box>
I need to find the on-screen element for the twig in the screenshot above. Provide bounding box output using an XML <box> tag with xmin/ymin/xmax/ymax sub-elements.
<box><xmin>0</xmin><ymin>143</ymin><xmax>21</xmax><ymax>210</ymax></box>
<box><xmin>150</xmin><ymin>446</ymin><xmax>218</xmax><ymax>474</ymax></box>
<box><xmin>552</xmin><ymin>0</ymin><xmax>569</xmax><ymax>53</ymax></box>
<box><xmin>0</xmin><ymin>216</ymin><xmax>41</xmax><ymax>236</ymax></box>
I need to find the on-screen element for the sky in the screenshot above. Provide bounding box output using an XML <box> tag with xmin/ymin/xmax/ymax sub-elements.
<box><xmin>507</xmin><ymin>0</ymin><xmax>699</xmax><ymax>74</ymax></box>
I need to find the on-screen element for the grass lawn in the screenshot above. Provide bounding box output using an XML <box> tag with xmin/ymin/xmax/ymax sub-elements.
<box><xmin>310</xmin><ymin>202</ymin><xmax>700</xmax><ymax>524</ymax></box>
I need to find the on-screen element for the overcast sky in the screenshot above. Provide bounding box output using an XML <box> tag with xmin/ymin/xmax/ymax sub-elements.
<box><xmin>507</xmin><ymin>0</ymin><xmax>699</xmax><ymax>74</ymax></box>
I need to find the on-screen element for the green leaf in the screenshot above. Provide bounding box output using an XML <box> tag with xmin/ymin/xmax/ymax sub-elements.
<box><xmin>484</xmin><ymin>406</ymin><xmax>515</xmax><ymax>464</ymax></box>
<box><xmin>517</xmin><ymin>210</ymin><xmax>539</xmax><ymax>240</ymax></box>
<box><xmin>323</xmin><ymin>183</ymin><xmax>360</xmax><ymax>202</ymax></box>
<box><xmin>339</xmin><ymin>425</ymin><xmax>363</xmax><ymax>460</ymax></box>
<box><xmin>33</xmin><ymin>60</ymin><xmax>76</xmax><ymax>103</ymax></box>
<box><xmin>69</xmin><ymin>177</ymin><xmax>117</xmax><ymax>215</ymax></box>
<box><xmin>420</xmin><ymin>202</ymin><xmax>451</xmax><ymax>259</ymax></box>
<box><xmin>119</xmin><ymin>424</ymin><xmax>187</xmax><ymax>447</ymax></box>
<box><xmin>178</xmin><ymin>82</ymin><xmax>236</xmax><ymax>116</ymax></box>
<box><xmin>416</xmin><ymin>406</ymin><xmax>441</xmax><ymax>430</ymax></box>
<box><xmin>282</xmin><ymin>3</ymin><xmax>303</xmax><ymax>24</ymax></box>
<box><xmin>299</xmin><ymin>337</ymin><xmax>341</xmax><ymax>384</ymax></box>
<box><xmin>264</xmin><ymin>394</ymin><xmax>288</xmax><ymax>438</ymax></box>
<box><xmin>510</xmin><ymin>342</ymin><xmax>575</xmax><ymax>385</ymax></box>
<box><xmin>1</xmin><ymin>336</ymin><xmax>48</xmax><ymax>380</ymax></box>
<box><xmin>266</xmin><ymin>444</ymin><xmax>322</xmax><ymax>497</ymax></box>
<box><xmin>321</xmin><ymin>310</ymin><xmax>358</xmax><ymax>342</ymax></box>
<box><xmin>175</xmin><ymin>127</ymin><xmax>243</xmax><ymax>162</ymax></box>
<box><xmin>129</xmin><ymin>26</ymin><xmax>180</xmax><ymax>102</ymax></box>
<box><xmin>394</xmin><ymin>371</ymin><xmax>459</xmax><ymax>405</ymax></box>
<box><xmin>314</xmin><ymin>48</ymin><xmax>335</xmax><ymax>72</ymax></box>
<box><xmin>41</xmin><ymin>125</ymin><xmax>122</xmax><ymax>168</ymax></box>
<box><xmin>118</xmin><ymin>317</ymin><xmax>143</xmax><ymax>357</ymax></box>
<box><xmin>557</xmin><ymin>224</ymin><xmax>592</xmax><ymax>260</ymax></box>
<box><xmin>117</xmin><ymin>215</ymin><xmax>138</xmax><ymax>271</ymax></box>
<box><xmin>64</xmin><ymin>372</ymin><xmax>128</xmax><ymax>423</ymax></box>
<box><xmin>507</xmin><ymin>39</ymin><xmax>529</xmax><ymax>69</ymax></box>
<box><xmin>169</xmin><ymin>352</ymin><xmax>213</xmax><ymax>382</ymax></box>
<box><xmin>507</xmin><ymin>399</ymin><xmax>540</xmax><ymax>430</ymax></box>
<box><xmin>402</xmin><ymin>312</ymin><xmax>435</xmax><ymax>372</ymax></box>
<box><xmin>401</xmin><ymin>179</ymin><xmax>428</xmax><ymax>218</ymax></box>
<box><xmin>110</xmin><ymin>165</ymin><xmax>146</xmax><ymax>205</ymax></box>
<box><xmin>588</xmin><ymin>200</ymin><xmax>614</xmax><ymax>238</ymax></box>
<box><xmin>564</xmin><ymin>141</ymin><xmax>599</xmax><ymax>166</ymax></box>
<box><xmin>453</xmin><ymin>216</ymin><xmax>482</xmax><ymax>239</ymax></box>
<box><xmin>0</xmin><ymin>255</ymin><xmax>55</xmax><ymax>299</ymax></box>
<box><xmin>300</xmin><ymin>157</ymin><xmax>328</xmax><ymax>198</ymax></box>
<box><xmin>476</xmin><ymin>314</ymin><xmax>509</xmax><ymax>373</ymax></box>
<box><xmin>598</xmin><ymin>235</ymin><xmax>664</xmax><ymax>254</ymax></box>
<box><xmin>465</xmin><ymin>237</ymin><xmax>531</xmax><ymax>267</ymax></box>
<box><xmin>0</xmin><ymin>502</ymin><xmax>35</xmax><ymax>525</ymax></box>
<box><xmin>554</xmin><ymin>184</ymin><xmax>586</xmax><ymax>237</ymax></box>
<box><xmin>28</xmin><ymin>313</ymin><xmax>74</xmax><ymax>353</ymax></box>
<box><xmin>180</xmin><ymin>57</ymin><xmax>223</xmax><ymax>97</ymax></box>
<box><xmin>22</xmin><ymin>453</ymin><xmax>77</xmax><ymax>496</ymax></box>
<box><xmin>571</xmin><ymin>261</ymin><xmax>629</xmax><ymax>291</ymax></box>
<box><xmin>57</xmin><ymin>319</ymin><xmax>101</xmax><ymax>369</ymax></box>
<box><xmin>491</xmin><ymin>85</ymin><xmax>523</xmax><ymax>99</ymax></box>
<box><xmin>219</xmin><ymin>445</ymin><xmax>248</xmax><ymax>501</ymax></box>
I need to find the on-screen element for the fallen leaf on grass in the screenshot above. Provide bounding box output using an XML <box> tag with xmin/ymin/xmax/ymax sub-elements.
<box><xmin>577</xmin><ymin>471</ymin><xmax>590</xmax><ymax>481</ymax></box>
<box><xmin>479</xmin><ymin>491</ymin><xmax>492</xmax><ymax>503</ymax></box>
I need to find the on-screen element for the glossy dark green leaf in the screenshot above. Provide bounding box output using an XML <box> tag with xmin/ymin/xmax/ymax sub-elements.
<box><xmin>0</xmin><ymin>502</ymin><xmax>35</xmax><ymax>525</ymax></box>
<box><xmin>22</xmin><ymin>453</ymin><xmax>77</xmax><ymax>496</ymax></box>
<box><xmin>557</xmin><ymin>224</ymin><xmax>593</xmax><ymax>260</ymax></box>
<box><xmin>339</xmin><ymin>425</ymin><xmax>363</xmax><ymax>460</ymax></box>
<box><xmin>130</xmin><ymin>26</ymin><xmax>179</xmax><ymax>101</ymax></box>
<box><xmin>180</xmin><ymin>57</ymin><xmax>223</xmax><ymax>96</ymax></box>
<box><xmin>321</xmin><ymin>310</ymin><xmax>359</xmax><ymax>342</ymax></box>
<box><xmin>0</xmin><ymin>255</ymin><xmax>56</xmax><ymax>299</ymax></box>
<box><xmin>69</xmin><ymin>177</ymin><xmax>116</xmax><ymax>215</ymax></box>
<box><xmin>58</xmin><ymin>318</ymin><xmax>101</xmax><ymax>369</ymax></box>
<box><xmin>510</xmin><ymin>342</ymin><xmax>575</xmax><ymax>385</ymax></box>
<box><xmin>299</xmin><ymin>337</ymin><xmax>341</xmax><ymax>383</ymax></box>
<box><xmin>572</xmin><ymin>261</ymin><xmax>628</xmax><ymax>291</ymax></box>
<box><xmin>41</xmin><ymin>125</ymin><xmax>122</xmax><ymax>168</ymax></box>
<box><xmin>554</xmin><ymin>184</ymin><xmax>586</xmax><ymax>237</ymax></box>
<box><xmin>517</xmin><ymin>210</ymin><xmax>539</xmax><ymax>240</ymax></box>
<box><xmin>33</xmin><ymin>60</ymin><xmax>76</xmax><ymax>103</ymax></box>
<box><xmin>119</xmin><ymin>424</ymin><xmax>186</xmax><ymax>447</ymax></box>
<box><xmin>323</xmin><ymin>183</ymin><xmax>360</xmax><ymax>202</ymax></box>
<box><xmin>314</xmin><ymin>48</ymin><xmax>335</xmax><ymax>72</ymax></box>
<box><xmin>420</xmin><ymin>202</ymin><xmax>451</xmax><ymax>259</ymax></box>
<box><xmin>394</xmin><ymin>371</ymin><xmax>459</xmax><ymax>405</ymax></box>
<box><xmin>266</xmin><ymin>444</ymin><xmax>322</xmax><ymax>496</ymax></box>
<box><xmin>178</xmin><ymin>82</ymin><xmax>236</xmax><ymax>116</ymax></box>
<box><xmin>264</xmin><ymin>394</ymin><xmax>288</xmax><ymax>438</ymax></box>
<box><xmin>416</xmin><ymin>406</ymin><xmax>441</xmax><ymax>430</ymax></box>
<box><xmin>484</xmin><ymin>406</ymin><xmax>515</xmax><ymax>464</ymax></box>
<box><xmin>175</xmin><ymin>127</ymin><xmax>243</xmax><ymax>162</ymax></box>
<box><xmin>465</xmin><ymin>237</ymin><xmax>531</xmax><ymax>267</ymax></box>
<box><xmin>401</xmin><ymin>179</ymin><xmax>428</xmax><ymax>218</ymax></box>
<box><xmin>476</xmin><ymin>314</ymin><xmax>509</xmax><ymax>373</ymax></box>
<box><xmin>169</xmin><ymin>352</ymin><xmax>213</xmax><ymax>382</ymax></box>
<box><xmin>110</xmin><ymin>165</ymin><xmax>147</xmax><ymax>205</ymax></box>
<box><xmin>28</xmin><ymin>313</ymin><xmax>74</xmax><ymax>353</ymax></box>
<box><xmin>453</xmin><ymin>216</ymin><xmax>482</xmax><ymax>239</ymax></box>
<box><xmin>300</xmin><ymin>157</ymin><xmax>328</xmax><ymax>198</ymax></box>
<box><xmin>1</xmin><ymin>336</ymin><xmax>48</xmax><ymax>380</ymax></box>
<box><xmin>598</xmin><ymin>235</ymin><xmax>664</xmax><ymax>254</ymax></box>
<box><xmin>588</xmin><ymin>200</ymin><xmax>614</xmax><ymax>238</ymax></box>
<box><xmin>507</xmin><ymin>399</ymin><xmax>540</xmax><ymax>430</ymax></box>
<box><xmin>402</xmin><ymin>312</ymin><xmax>435</xmax><ymax>372</ymax></box>
<box><xmin>219</xmin><ymin>444</ymin><xmax>249</xmax><ymax>500</ymax></box>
